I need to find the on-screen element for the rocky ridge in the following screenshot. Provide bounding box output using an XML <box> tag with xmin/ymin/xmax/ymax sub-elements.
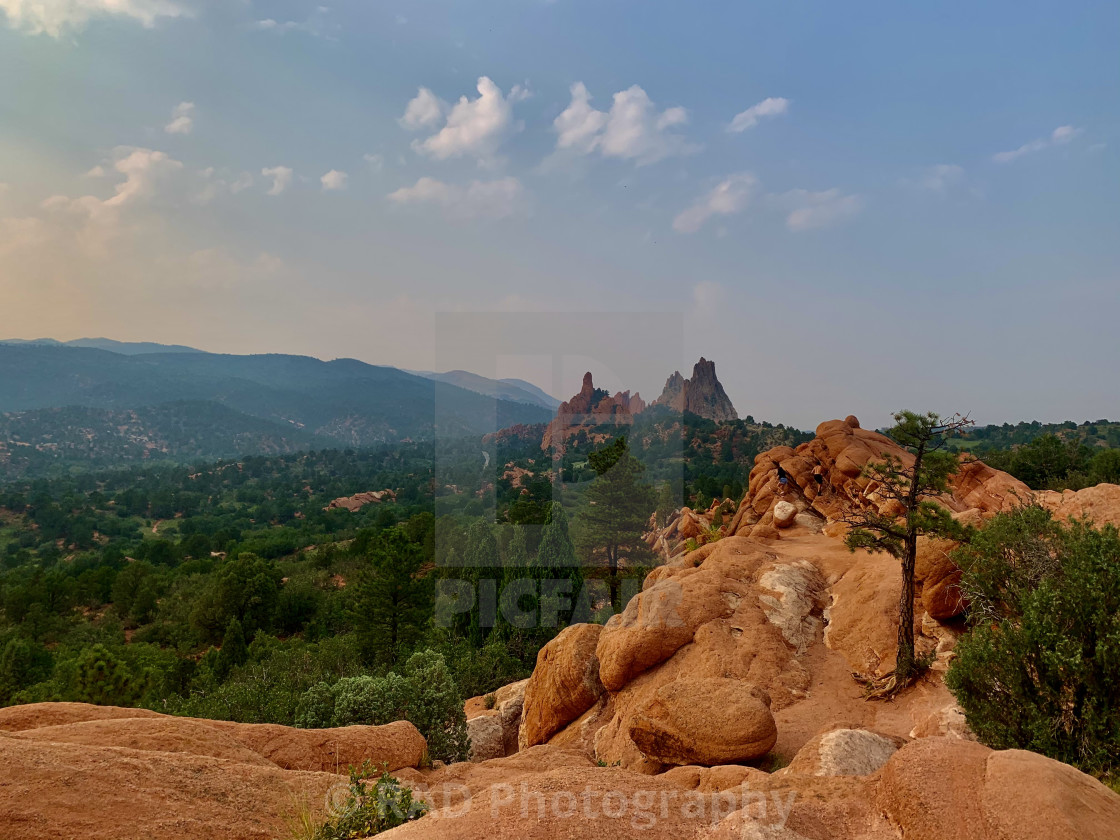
<box><xmin>651</xmin><ymin>357</ymin><xmax>739</xmax><ymax>422</ymax></box>
<box><xmin>541</xmin><ymin>358</ymin><xmax>739</xmax><ymax>453</ymax></box>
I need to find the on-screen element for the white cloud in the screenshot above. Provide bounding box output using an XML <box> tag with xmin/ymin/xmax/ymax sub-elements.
<box><xmin>363</xmin><ymin>153</ymin><xmax>384</xmax><ymax>172</ymax></box>
<box><xmin>779</xmin><ymin>188</ymin><xmax>863</xmax><ymax>231</ymax></box>
<box><xmin>553</xmin><ymin>83</ymin><xmax>695</xmax><ymax>166</ymax></box>
<box><xmin>399</xmin><ymin>87</ymin><xmax>446</xmax><ymax>130</ymax></box>
<box><xmin>39</xmin><ymin>147</ymin><xmax>184</xmax><ymax>251</ymax></box>
<box><xmin>261</xmin><ymin>166</ymin><xmax>293</xmax><ymax>196</ymax></box>
<box><xmin>673</xmin><ymin>173</ymin><xmax>757</xmax><ymax>234</ymax></box>
<box><xmin>727</xmin><ymin>97</ymin><xmax>790</xmax><ymax>133</ymax></box>
<box><xmin>554</xmin><ymin>82</ymin><xmax>608</xmax><ymax>154</ymax></box>
<box><xmin>253</xmin><ymin>18</ymin><xmax>300</xmax><ymax>32</ymax></box>
<box><xmin>0</xmin><ymin>0</ymin><xmax>185</xmax><ymax>37</ymax></box>
<box><xmin>912</xmin><ymin>163</ymin><xmax>965</xmax><ymax>194</ymax></box>
<box><xmin>251</xmin><ymin>8</ymin><xmax>334</xmax><ymax>39</ymax></box>
<box><xmin>47</xmin><ymin>147</ymin><xmax>182</xmax><ymax>216</ymax></box>
<box><xmin>387</xmin><ymin>176</ymin><xmax>526</xmax><ymax>219</ymax></box>
<box><xmin>320</xmin><ymin>169</ymin><xmax>348</xmax><ymax>191</ymax></box>
<box><xmin>229</xmin><ymin>172</ymin><xmax>253</xmax><ymax>193</ymax></box>
<box><xmin>84</xmin><ymin>165</ymin><xmax>106</xmax><ymax>178</ymax></box>
<box><xmin>408</xmin><ymin>77</ymin><xmax>529</xmax><ymax>163</ymax></box>
<box><xmin>1050</xmin><ymin>125</ymin><xmax>1081</xmax><ymax>145</ymax></box>
<box><xmin>993</xmin><ymin>125</ymin><xmax>1083</xmax><ymax>163</ymax></box>
<box><xmin>164</xmin><ymin>101</ymin><xmax>195</xmax><ymax>135</ymax></box>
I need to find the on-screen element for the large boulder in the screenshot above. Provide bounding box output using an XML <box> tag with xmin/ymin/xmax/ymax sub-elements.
<box><xmin>782</xmin><ymin>728</ymin><xmax>900</xmax><ymax>777</ymax></box>
<box><xmin>628</xmin><ymin>678</ymin><xmax>777</xmax><ymax>766</ymax></box>
<box><xmin>773</xmin><ymin>501</ymin><xmax>798</xmax><ymax>528</ymax></box>
<box><xmin>467</xmin><ymin>714</ymin><xmax>505</xmax><ymax>762</ymax></box>
<box><xmin>879</xmin><ymin>737</ymin><xmax>1120</xmax><ymax>840</ymax></box>
<box><xmin>586</xmin><ymin>537</ymin><xmax>825</xmax><ymax>771</ymax></box>
<box><xmin>596</xmin><ymin>567</ymin><xmax>743</xmax><ymax>692</ymax></box>
<box><xmin>519</xmin><ymin>623</ymin><xmax>605</xmax><ymax>750</ymax></box>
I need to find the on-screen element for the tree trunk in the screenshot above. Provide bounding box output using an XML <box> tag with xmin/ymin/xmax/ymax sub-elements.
<box><xmin>897</xmin><ymin>533</ymin><xmax>917</xmax><ymax>679</ymax></box>
<box><xmin>898</xmin><ymin>441</ymin><xmax>926</xmax><ymax>680</ymax></box>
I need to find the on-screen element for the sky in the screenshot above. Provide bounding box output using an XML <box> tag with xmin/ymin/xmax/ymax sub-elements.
<box><xmin>0</xmin><ymin>0</ymin><xmax>1117</xmax><ymax>429</ymax></box>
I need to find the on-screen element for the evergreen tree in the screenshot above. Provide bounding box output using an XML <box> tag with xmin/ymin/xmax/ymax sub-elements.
<box><xmin>843</xmin><ymin>410</ymin><xmax>973</xmax><ymax>694</ymax></box>
<box><xmin>0</xmin><ymin>637</ymin><xmax>47</xmax><ymax>704</ymax></box>
<box><xmin>214</xmin><ymin>617</ymin><xmax>248</xmax><ymax>680</ymax></box>
<box><xmin>536</xmin><ymin>502</ymin><xmax>584</xmax><ymax>627</ymax></box>
<box><xmin>351</xmin><ymin>527</ymin><xmax>431</xmax><ymax>666</ymax></box>
<box><xmin>72</xmin><ymin>644</ymin><xmax>137</xmax><ymax>706</ymax></box>
<box><xmin>577</xmin><ymin>437</ymin><xmax>657</xmax><ymax>609</ymax></box>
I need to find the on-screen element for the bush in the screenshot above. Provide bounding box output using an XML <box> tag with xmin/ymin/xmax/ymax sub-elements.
<box><xmin>947</xmin><ymin>507</ymin><xmax>1120</xmax><ymax>777</ymax></box>
<box><xmin>296</xmin><ymin>649</ymin><xmax>470</xmax><ymax>763</ymax></box>
<box><xmin>313</xmin><ymin>763</ymin><xmax>426</xmax><ymax>840</ymax></box>
<box><xmin>71</xmin><ymin>644</ymin><xmax>142</xmax><ymax>706</ymax></box>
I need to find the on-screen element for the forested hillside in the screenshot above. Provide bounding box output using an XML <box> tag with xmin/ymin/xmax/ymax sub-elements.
<box><xmin>0</xmin><ymin>345</ymin><xmax>553</xmax><ymax>478</ymax></box>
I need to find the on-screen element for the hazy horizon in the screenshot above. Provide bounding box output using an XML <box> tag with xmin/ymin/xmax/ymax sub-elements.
<box><xmin>3</xmin><ymin>332</ymin><xmax>1117</xmax><ymax>432</ymax></box>
<box><xmin>1</xmin><ymin>1</ymin><xmax>1117</xmax><ymax>429</ymax></box>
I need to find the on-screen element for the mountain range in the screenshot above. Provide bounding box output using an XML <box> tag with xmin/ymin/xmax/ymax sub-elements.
<box><xmin>0</xmin><ymin>343</ymin><xmax>554</xmax><ymax>478</ymax></box>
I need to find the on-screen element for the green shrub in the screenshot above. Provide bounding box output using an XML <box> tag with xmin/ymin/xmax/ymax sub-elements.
<box><xmin>313</xmin><ymin>763</ymin><xmax>426</xmax><ymax>840</ymax></box>
<box><xmin>947</xmin><ymin>507</ymin><xmax>1120</xmax><ymax>777</ymax></box>
<box><xmin>296</xmin><ymin>649</ymin><xmax>470</xmax><ymax>763</ymax></box>
<box><xmin>71</xmin><ymin>644</ymin><xmax>141</xmax><ymax>706</ymax></box>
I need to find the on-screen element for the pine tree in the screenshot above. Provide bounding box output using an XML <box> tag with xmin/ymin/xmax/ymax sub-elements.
<box><xmin>72</xmin><ymin>644</ymin><xmax>136</xmax><ymax>706</ymax></box>
<box><xmin>577</xmin><ymin>437</ymin><xmax>657</xmax><ymax>609</ymax></box>
<box><xmin>214</xmin><ymin>617</ymin><xmax>248</xmax><ymax>680</ymax></box>
<box><xmin>352</xmin><ymin>527</ymin><xmax>432</xmax><ymax>666</ymax></box>
<box><xmin>843</xmin><ymin>410</ymin><xmax>973</xmax><ymax>695</ymax></box>
<box><xmin>536</xmin><ymin>502</ymin><xmax>584</xmax><ymax>626</ymax></box>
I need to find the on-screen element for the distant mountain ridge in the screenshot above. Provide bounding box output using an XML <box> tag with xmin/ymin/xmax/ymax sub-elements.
<box><xmin>3</xmin><ymin>339</ymin><xmax>562</xmax><ymax>411</ymax></box>
<box><xmin>1</xmin><ymin>337</ymin><xmax>202</xmax><ymax>355</ymax></box>
<box><xmin>411</xmin><ymin>369</ymin><xmax>560</xmax><ymax>411</ymax></box>
<box><xmin>0</xmin><ymin>344</ymin><xmax>553</xmax><ymax>477</ymax></box>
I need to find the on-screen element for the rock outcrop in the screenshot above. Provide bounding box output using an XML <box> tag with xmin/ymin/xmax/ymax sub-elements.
<box><xmin>727</xmin><ymin>416</ymin><xmax>1031</xmax><ymax>542</ymax></box>
<box><xmin>1036</xmin><ymin>482</ymin><xmax>1120</xmax><ymax>529</ymax></box>
<box><xmin>721</xmin><ymin>415</ymin><xmax>1033</xmax><ymax>621</ymax></box>
<box><xmin>878</xmin><ymin>737</ymin><xmax>1120</xmax><ymax>840</ymax></box>
<box><xmin>541</xmin><ymin>372</ymin><xmax>645</xmax><ymax>453</ymax></box>
<box><xmin>627</xmin><ymin>678</ymin><xmax>777</xmax><ymax>765</ymax></box>
<box><xmin>0</xmin><ymin>702</ymin><xmax>427</xmax><ymax>773</ymax></box>
<box><xmin>325</xmin><ymin>488</ymin><xmax>397</xmax><ymax>511</ymax></box>
<box><xmin>465</xmin><ymin>679</ymin><xmax>528</xmax><ymax>761</ymax></box>
<box><xmin>644</xmin><ymin>498</ymin><xmax>736</xmax><ymax>560</ymax></box>
<box><xmin>0</xmin><ymin>702</ymin><xmax>430</xmax><ymax>840</ymax></box>
<box><xmin>651</xmin><ymin>357</ymin><xmax>738</xmax><ymax>422</ymax></box>
<box><xmin>519</xmin><ymin>624</ymin><xmax>605</xmax><ymax>750</ymax></box>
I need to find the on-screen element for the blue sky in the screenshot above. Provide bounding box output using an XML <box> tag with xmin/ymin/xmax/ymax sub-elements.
<box><xmin>0</xmin><ymin>0</ymin><xmax>1116</xmax><ymax>428</ymax></box>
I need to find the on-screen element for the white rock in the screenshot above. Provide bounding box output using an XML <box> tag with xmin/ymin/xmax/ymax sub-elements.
<box><xmin>773</xmin><ymin>501</ymin><xmax>798</xmax><ymax>528</ymax></box>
